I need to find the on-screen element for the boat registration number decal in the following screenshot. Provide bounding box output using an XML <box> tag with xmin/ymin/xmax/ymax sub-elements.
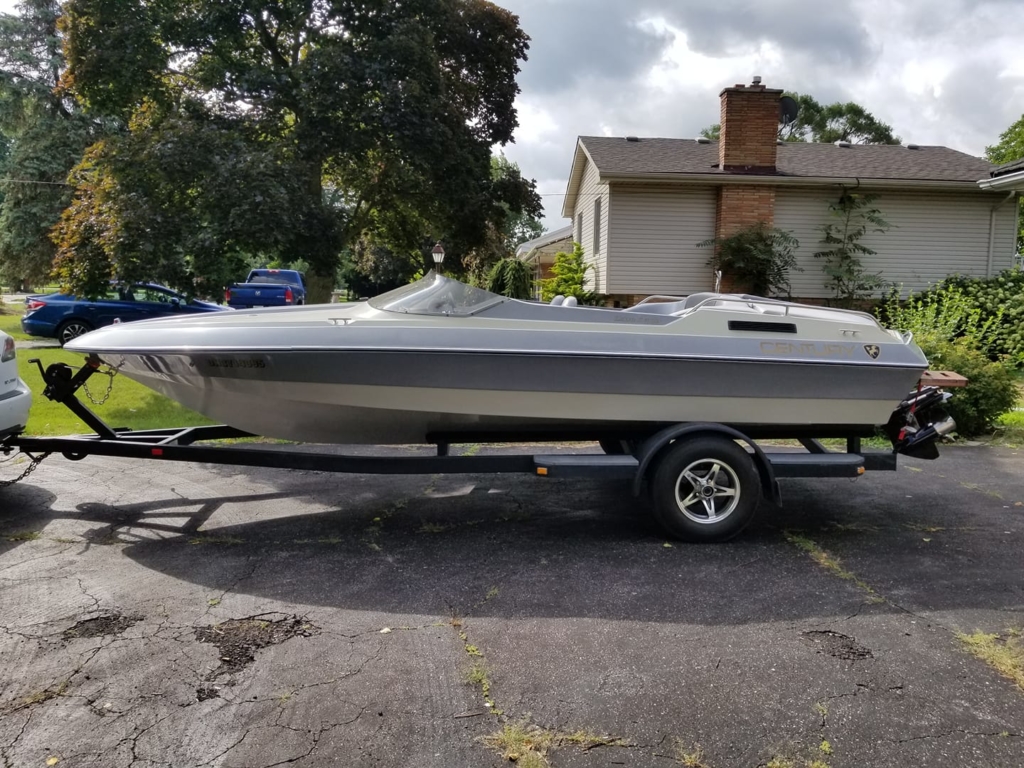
<box><xmin>204</xmin><ymin>357</ymin><xmax>270</xmax><ymax>371</ymax></box>
<box><xmin>759</xmin><ymin>341</ymin><xmax>856</xmax><ymax>359</ymax></box>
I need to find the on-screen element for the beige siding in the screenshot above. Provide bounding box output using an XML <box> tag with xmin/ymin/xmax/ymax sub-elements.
<box><xmin>606</xmin><ymin>185</ymin><xmax>718</xmax><ymax>295</ymax></box>
<box><xmin>776</xmin><ymin>188</ymin><xmax>1019</xmax><ymax>299</ymax></box>
<box><xmin>572</xmin><ymin>157</ymin><xmax>610</xmax><ymax>292</ymax></box>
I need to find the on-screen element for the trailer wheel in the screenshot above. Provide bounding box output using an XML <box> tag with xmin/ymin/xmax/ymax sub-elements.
<box><xmin>649</xmin><ymin>436</ymin><xmax>760</xmax><ymax>542</ymax></box>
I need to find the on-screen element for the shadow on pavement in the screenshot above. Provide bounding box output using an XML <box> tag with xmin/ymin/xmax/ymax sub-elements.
<box><xmin>0</xmin><ymin>482</ymin><xmax>59</xmax><ymax>555</ymax></box>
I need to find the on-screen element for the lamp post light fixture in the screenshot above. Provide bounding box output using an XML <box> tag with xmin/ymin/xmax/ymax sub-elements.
<box><xmin>431</xmin><ymin>241</ymin><xmax>445</xmax><ymax>272</ymax></box>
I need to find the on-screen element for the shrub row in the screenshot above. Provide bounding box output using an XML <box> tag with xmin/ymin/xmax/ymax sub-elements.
<box><xmin>876</xmin><ymin>271</ymin><xmax>1022</xmax><ymax>438</ymax></box>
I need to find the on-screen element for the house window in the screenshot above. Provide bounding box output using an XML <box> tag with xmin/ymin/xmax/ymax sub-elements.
<box><xmin>577</xmin><ymin>213</ymin><xmax>583</xmax><ymax>243</ymax></box>
<box><xmin>593</xmin><ymin>199</ymin><xmax>602</xmax><ymax>253</ymax></box>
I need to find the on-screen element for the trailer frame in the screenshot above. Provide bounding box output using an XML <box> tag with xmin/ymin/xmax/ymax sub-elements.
<box><xmin>1</xmin><ymin>357</ymin><xmax>913</xmax><ymax>541</ymax></box>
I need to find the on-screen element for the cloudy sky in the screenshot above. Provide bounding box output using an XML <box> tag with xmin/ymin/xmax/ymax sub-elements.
<box><xmin>496</xmin><ymin>0</ymin><xmax>1024</xmax><ymax>227</ymax></box>
<box><xmin>3</xmin><ymin>0</ymin><xmax>1021</xmax><ymax>228</ymax></box>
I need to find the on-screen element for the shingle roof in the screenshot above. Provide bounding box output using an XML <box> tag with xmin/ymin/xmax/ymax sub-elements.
<box><xmin>992</xmin><ymin>157</ymin><xmax>1024</xmax><ymax>177</ymax></box>
<box><xmin>579</xmin><ymin>136</ymin><xmax>994</xmax><ymax>183</ymax></box>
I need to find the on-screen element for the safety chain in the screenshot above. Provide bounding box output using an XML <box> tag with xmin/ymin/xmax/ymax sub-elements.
<box><xmin>0</xmin><ymin>452</ymin><xmax>52</xmax><ymax>488</ymax></box>
<box><xmin>82</xmin><ymin>365</ymin><xmax>119</xmax><ymax>406</ymax></box>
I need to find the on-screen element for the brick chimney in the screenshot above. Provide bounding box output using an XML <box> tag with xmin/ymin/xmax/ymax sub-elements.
<box><xmin>718</xmin><ymin>77</ymin><xmax>783</xmax><ymax>173</ymax></box>
<box><xmin>713</xmin><ymin>78</ymin><xmax>783</xmax><ymax>293</ymax></box>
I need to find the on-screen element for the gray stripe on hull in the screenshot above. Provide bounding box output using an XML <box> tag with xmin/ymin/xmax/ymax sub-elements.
<box><xmin>110</xmin><ymin>349</ymin><xmax>923</xmax><ymax>403</ymax></box>
<box><xmin>124</xmin><ymin>374</ymin><xmax>906</xmax><ymax>444</ymax></box>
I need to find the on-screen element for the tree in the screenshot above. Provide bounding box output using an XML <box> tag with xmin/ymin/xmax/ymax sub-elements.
<box><xmin>986</xmin><ymin>114</ymin><xmax>1024</xmax><ymax>254</ymax></box>
<box><xmin>53</xmin><ymin>111</ymin><xmax>307</xmax><ymax>299</ymax></box>
<box><xmin>337</xmin><ymin>236</ymin><xmax>422</xmax><ymax>298</ymax></box>
<box><xmin>789</xmin><ymin>95</ymin><xmax>900</xmax><ymax>145</ymax></box>
<box><xmin>700</xmin><ymin>92</ymin><xmax>900</xmax><ymax>146</ymax></box>
<box><xmin>486</xmin><ymin>257</ymin><xmax>532</xmax><ymax>299</ymax></box>
<box><xmin>699</xmin><ymin>124</ymin><xmax>720</xmax><ymax>141</ymax></box>
<box><xmin>491</xmin><ymin>153</ymin><xmax>544</xmax><ymax>252</ymax></box>
<box><xmin>59</xmin><ymin>0</ymin><xmax>540</xmax><ymax>303</ymax></box>
<box><xmin>814</xmin><ymin>189</ymin><xmax>892</xmax><ymax>306</ymax></box>
<box><xmin>0</xmin><ymin>0</ymin><xmax>97</xmax><ymax>288</ymax></box>
<box><xmin>698</xmin><ymin>223</ymin><xmax>800</xmax><ymax>297</ymax></box>
<box><xmin>540</xmin><ymin>243</ymin><xmax>596</xmax><ymax>304</ymax></box>
<box><xmin>986</xmin><ymin>114</ymin><xmax>1024</xmax><ymax>165</ymax></box>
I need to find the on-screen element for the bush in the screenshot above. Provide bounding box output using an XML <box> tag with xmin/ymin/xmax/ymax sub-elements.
<box><xmin>486</xmin><ymin>258</ymin><xmax>533</xmax><ymax>299</ymax></box>
<box><xmin>698</xmin><ymin>222</ymin><xmax>800</xmax><ymax>297</ymax></box>
<box><xmin>916</xmin><ymin>337</ymin><xmax>1018</xmax><ymax>437</ymax></box>
<box><xmin>540</xmin><ymin>243</ymin><xmax>598</xmax><ymax>304</ymax></box>
<box><xmin>879</xmin><ymin>283</ymin><xmax>1004</xmax><ymax>357</ymax></box>
<box><xmin>880</xmin><ymin>283</ymin><xmax>1020</xmax><ymax>437</ymax></box>
<box><xmin>900</xmin><ymin>271</ymin><xmax>1024</xmax><ymax>365</ymax></box>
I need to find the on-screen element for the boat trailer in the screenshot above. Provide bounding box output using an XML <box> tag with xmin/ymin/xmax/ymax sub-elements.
<box><xmin>0</xmin><ymin>357</ymin><xmax>960</xmax><ymax>542</ymax></box>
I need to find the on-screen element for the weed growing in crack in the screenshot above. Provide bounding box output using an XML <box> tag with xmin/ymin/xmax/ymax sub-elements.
<box><xmin>675</xmin><ymin>741</ymin><xmax>709</xmax><ymax>767</ymax></box>
<box><xmin>3</xmin><ymin>530</ymin><xmax>40</xmax><ymax>542</ymax></box>
<box><xmin>482</xmin><ymin>719</ymin><xmax>628</xmax><ymax>767</ymax></box>
<box><xmin>363</xmin><ymin>500</ymin><xmax>407</xmax><ymax>551</ymax></box>
<box><xmin>814</xmin><ymin>702</ymin><xmax>828</xmax><ymax>725</ymax></box>
<box><xmin>957</xmin><ymin>629</ymin><xmax>1024</xmax><ymax>690</ymax></box>
<box><xmin>483</xmin><ymin>719</ymin><xmax>554</xmax><ymax>762</ymax></box>
<box><xmin>6</xmin><ymin>681</ymin><xmax>68</xmax><ymax>714</ymax></box>
<box><xmin>819</xmin><ymin>740</ymin><xmax>833</xmax><ymax>755</ymax></box>
<box><xmin>783</xmin><ymin>531</ymin><xmax>878</xmax><ymax>598</ymax></box>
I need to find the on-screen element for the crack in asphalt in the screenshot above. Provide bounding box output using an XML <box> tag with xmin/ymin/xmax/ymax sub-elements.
<box><xmin>892</xmin><ymin>728</ymin><xmax>1022</xmax><ymax>744</ymax></box>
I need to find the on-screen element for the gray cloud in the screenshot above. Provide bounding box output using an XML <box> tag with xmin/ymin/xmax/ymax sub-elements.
<box><xmin>658</xmin><ymin>1</ymin><xmax>876</xmax><ymax>68</ymax></box>
<box><xmin>505</xmin><ymin>0</ymin><xmax>876</xmax><ymax>96</ymax></box>
<box><xmin>508</xmin><ymin>1</ymin><xmax>674</xmax><ymax>94</ymax></box>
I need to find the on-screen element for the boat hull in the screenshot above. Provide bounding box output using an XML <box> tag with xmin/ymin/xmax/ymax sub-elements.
<box><xmin>97</xmin><ymin>349</ymin><xmax>924</xmax><ymax>444</ymax></box>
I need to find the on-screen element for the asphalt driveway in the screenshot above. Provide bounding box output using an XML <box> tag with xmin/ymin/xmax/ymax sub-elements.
<box><xmin>1</xmin><ymin>443</ymin><xmax>1023</xmax><ymax>767</ymax></box>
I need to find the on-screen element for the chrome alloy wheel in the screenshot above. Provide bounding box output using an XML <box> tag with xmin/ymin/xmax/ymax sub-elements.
<box><xmin>674</xmin><ymin>459</ymin><xmax>741</xmax><ymax>524</ymax></box>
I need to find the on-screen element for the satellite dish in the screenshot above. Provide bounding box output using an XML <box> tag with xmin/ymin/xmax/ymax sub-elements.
<box><xmin>779</xmin><ymin>95</ymin><xmax>799</xmax><ymax>125</ymax></box>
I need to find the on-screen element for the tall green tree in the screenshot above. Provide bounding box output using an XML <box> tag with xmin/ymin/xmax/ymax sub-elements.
<box><xmin>814</xmin><ymin>189</ymin><xmax>892</xmax><ymax>305</ymax></box>
<box><xmin>986</xmin><ymin>114</ymin><xmax>1024</xmax><ymax>254</ymax></box>
<box><xmin>783</xmin><ymin>93</ymin><xmax>900</xmax><ymax>144</ymax></box>
<box><xmin>0</xmin><ymin>0</ymin><xmax>96</xmax><ymax>288</ymax></box>
<box><xmin>986</xmin><ymin>114</ymin><xmax>1024</xmax><ymax>165</ymax></box>
<box><xmin>59</xmin><ymin>0</ymin><xmax>540</xmax><ymax>302</ymax></box>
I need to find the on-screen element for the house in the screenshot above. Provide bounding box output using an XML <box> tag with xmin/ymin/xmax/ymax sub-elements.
<box><xmin>514</xmin><ymin>224</ymin><xmax>572</xmax><ymax>296</ymax></box>
<box><xmin>546</xmin><ymin>78</ymin><xmax>1020</xmax><ymax>305</ymax></box>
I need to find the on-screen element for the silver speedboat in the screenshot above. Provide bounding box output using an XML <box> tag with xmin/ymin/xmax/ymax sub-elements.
<box><xmin>65</xmin><ymin>272</ymin><xmax>930</xmax><ymax>444</ymax></box>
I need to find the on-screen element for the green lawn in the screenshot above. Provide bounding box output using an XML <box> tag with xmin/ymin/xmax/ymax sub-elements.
<box><xmin>0</xmin><ymin>307</ymin><xmax>31</xmax><ymax>341</ymax></box>
<box><xmin>17</xmin><ymin>348</ymin><xmax>214</xmax><ymax>435</ymax></box>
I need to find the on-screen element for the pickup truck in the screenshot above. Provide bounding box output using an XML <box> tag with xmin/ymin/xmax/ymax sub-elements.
<box><xmin>225</xmin><ymin>269</ymin><xmax>307</xmax><ymax>308</ymax></box>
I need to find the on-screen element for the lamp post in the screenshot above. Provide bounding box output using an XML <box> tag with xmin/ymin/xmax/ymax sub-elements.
<box><xmin>431</xmin><ymin>242</ymin><xmax>445</xmax><ymax>273</ymax></box>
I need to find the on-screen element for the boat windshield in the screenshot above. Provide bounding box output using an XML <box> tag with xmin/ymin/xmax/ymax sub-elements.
<box><xmin>368</xmin><ymin>271</ymin><xmax>507</xmax><ymax>317</ymax></box>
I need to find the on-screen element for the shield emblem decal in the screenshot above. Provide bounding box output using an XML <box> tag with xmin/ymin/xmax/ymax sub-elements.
<box><xmin>864</xmin><ymin>344</ymin><xmax>880</xmax><ymax>359</ymax></box>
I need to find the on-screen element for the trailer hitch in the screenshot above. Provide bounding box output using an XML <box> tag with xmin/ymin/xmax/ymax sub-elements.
<box><xmin>28</xmin><ymin>356</ymin><xmax>119</xmax><ymax>439</ymax></box>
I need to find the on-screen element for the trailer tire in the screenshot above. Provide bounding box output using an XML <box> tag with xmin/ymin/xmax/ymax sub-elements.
<box><xmin>650</xmin><ymin>436</ymin><xmax>760</xmax><ymax>542</ymax></box>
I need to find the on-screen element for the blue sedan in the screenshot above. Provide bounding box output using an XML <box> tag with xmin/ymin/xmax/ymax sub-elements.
<box><xmin>21</xmin><ymin>283</ymin><xmax>229</xmax><ymax>346</ymax></box>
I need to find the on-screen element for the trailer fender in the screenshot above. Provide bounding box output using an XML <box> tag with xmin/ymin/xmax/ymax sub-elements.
<box><xmin>631</xmin><ymin>422</ymin><xmax>781</xmax><ymax>505</ymax></box>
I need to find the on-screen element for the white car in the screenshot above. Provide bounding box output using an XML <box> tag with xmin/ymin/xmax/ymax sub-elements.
<box><xmin>0</xmin><ymin>330</ymin><xmax>31</xmax><ymax>438</ymax></box>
